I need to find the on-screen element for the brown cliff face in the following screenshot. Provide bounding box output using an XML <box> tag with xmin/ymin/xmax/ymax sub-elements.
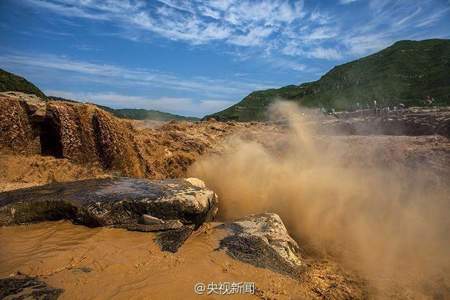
<box><xmin>0</xmin><ymin>93</ymin><xmax>145</xmax><ymax>177</ymax></box>
<box><xmin>46</xmin><ymin>102</ymin><xmax>145</xmax><ymax>176</ymax></box>
<box><xmin>0</xmin><ymin>94</ymin><xmax>40</xmax><ymax>155</ymax></box>
<box><xmin>0</xmin><ymin>92</ymin><xmax>247</xmax><ymax>180</ymax></box>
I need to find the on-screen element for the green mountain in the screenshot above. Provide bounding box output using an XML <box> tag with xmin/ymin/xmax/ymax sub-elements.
<box><xmin>208</xmin><ymin>39</ymin><xmax>450</xmax><ymax>121</ymax></box>
<box><xmin>48</xmin><ymin>96</ymin><xmax>198</xmax><ymax>121</ymax></box>
<box><xmin>0</xmin><ymin>68</ymin><xmax>46</xmax><ymax>99</ymax></box>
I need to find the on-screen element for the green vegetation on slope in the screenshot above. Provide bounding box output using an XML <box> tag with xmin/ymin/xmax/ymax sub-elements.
<box><xmin>209</xmin><ymin>39</ymin><xmax>450</xmax><ymax>121</ymax></box>
<box><xmin>0</xmin><ymin>69</ymin><xmax>46</xmax><ymax>99</ymax></box>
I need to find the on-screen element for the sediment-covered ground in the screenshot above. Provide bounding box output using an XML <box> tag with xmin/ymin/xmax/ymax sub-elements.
<box><xmin>1</xmin><ymin>92</ymin><xmax>449</xmax><ymax>299</ymax></box>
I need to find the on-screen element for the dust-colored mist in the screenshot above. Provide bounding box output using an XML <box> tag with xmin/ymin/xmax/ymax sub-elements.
<box><xmin>189</xmin><ymin>102</ymin><xmax>450</xmax><ymax>298</ymax></box>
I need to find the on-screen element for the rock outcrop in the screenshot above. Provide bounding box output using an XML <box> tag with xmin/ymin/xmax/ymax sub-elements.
<box><xmin>0</xmin><ymin>177</ymin><xmax>218</xmax><ymax>229</ymax></box>
<box><xmin>0</xmin><ymin>273</ymin><xmax>63</xmax><ymax>300</ymax></box>
<box><xmin>217</xmin><ymin>213</ymin><xmax>303</xmax><ymax>277</ymax></box>
<box><xmin>0</xmin><ymin>93</ymin><xmax>41</xmax><ymax>155</ymax></box>
<box><xmin>0</xmin><ymin>92</ymin><xmax>247</xmax><ymax>179</ymax></box>
<box><xmin>0</xmin><ymin>92</ymin><xmax>144</xmax><ymax>176</ymax></box>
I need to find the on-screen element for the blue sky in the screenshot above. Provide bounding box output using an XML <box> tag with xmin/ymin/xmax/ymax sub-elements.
<box><xmin>0</xmin><ymin>0</ymin><xmax>449</xmax><ymax>117</ymax></box>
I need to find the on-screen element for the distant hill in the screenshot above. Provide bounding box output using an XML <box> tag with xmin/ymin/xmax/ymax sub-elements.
<box><xmin>0</xmin><ymin>69</ymin><xmax>46</xmax><ymax>99</ymax></box>
<box><xmin>112</xmin><ymin>109</ymin><xmax>199</xmax><ymax>121</ymax></box>
<box><xmin>208</xmin><ymin>39</ymin><xmax>450</xmax><ymax>121</ymax></box>
<box><xmin>48</xmin><ymin>96</ymin><xmax>198</xmax><ymax>121</ymax></box>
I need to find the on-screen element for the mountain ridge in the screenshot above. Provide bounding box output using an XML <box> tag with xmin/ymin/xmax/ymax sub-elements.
<box><xmin>207</xmin><ymin>39</ymin><xmax>450</xmax><ymax>121</ymax></box>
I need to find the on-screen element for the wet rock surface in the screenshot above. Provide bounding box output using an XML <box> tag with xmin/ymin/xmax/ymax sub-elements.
<box><xmin>0</xmin><ymin>273</ymin><xmax>64</xmax><ymax>300</ymax></box>
<box><xmin>127</xmin><ymin>220</ymin><xmax>184</xmax><ymax>232</ymax></box>
<box><xmin>155</xmin><ymin>225</ymin><xmax>196</xmax><ymax>253</ymax></box>
<box><xmin>0</xmin><ymin>177</ymin><xmax>218</xmax><ymax>229</ymax></box>
<box><xmin>217</xmin><ymin>213</ymin><xmax>303</xmax><ymax>278</ymax></box>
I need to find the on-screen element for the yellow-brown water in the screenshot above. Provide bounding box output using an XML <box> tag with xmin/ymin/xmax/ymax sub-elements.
<box><xmin>0</xmin><ymin>221</ymin><xmax>365</xmax><ymax>299</ymax></box>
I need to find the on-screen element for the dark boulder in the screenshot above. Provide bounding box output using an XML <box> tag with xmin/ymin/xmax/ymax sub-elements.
<box><xmin>0</xmin><ymin>177</ymin><xmax>218</xmax><ymax>229</ymax></box>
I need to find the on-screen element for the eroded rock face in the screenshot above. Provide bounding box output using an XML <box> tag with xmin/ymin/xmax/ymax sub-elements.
<box><xmin>218</xmin><ymin>213</ymin><xmax>303</xmax><ymax>278</ymax></box>
<box><xmin>0</xmin><ymin>92</ymin><xmax>252</xmax><ymax>179</ymax></box>
<box><xmin>0</xmin><ymin>93</ymin><xmax>145</xmax><ymax>176</ymax></box>
<box><xmin>0</xmin><ymin>274</ymin><xmax>64</xmax><ymax>300</ymax></box>
<box><xmin>0</xmin><ymin>177</ymin><xmax>218</xmax><ymax>229</ymax></box>
<box><xmin>0</xmin><ymin>94</ymin><xmax>40</xmax><ymax>154</ymax></box>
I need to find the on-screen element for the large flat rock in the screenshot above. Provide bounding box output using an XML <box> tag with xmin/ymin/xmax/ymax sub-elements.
<box><xmin>217</xmin><ymin>213</ymin><xmax>303</xmax><ymax>278</ymax></box>
<box><xmin>0</xmin><ymin>177</ymin><xmax>218</xmax><ymax>229</ymax></box>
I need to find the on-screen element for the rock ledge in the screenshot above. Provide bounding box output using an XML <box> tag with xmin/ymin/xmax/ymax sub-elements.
<box><xmin>0</xmin><ymin>177</ymin><xmax>218</xmax><ymax>229</ymax></box>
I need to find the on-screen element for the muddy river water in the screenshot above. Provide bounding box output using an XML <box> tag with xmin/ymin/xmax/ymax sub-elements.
<box><xmin>1</xmin><ymin>221</ymin><xmax>349</xmax><ymax>300</ymax></box>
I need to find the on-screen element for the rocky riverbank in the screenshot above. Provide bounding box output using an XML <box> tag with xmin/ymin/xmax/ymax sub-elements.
<box><xmin>1</xmin><ymin>92</ymin><xmax>449</xmax><ymax>299</ymax></box>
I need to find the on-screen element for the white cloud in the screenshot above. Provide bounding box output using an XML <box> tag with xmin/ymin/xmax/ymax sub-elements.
<box><xmin>308</xmin><ymin>10</ymin><xmax>331</xmax><ymax>25</ymax></box>
<box><xmin>303</xmin><ymin>27</ymin><xmax>339</xmax><ymax>42</ymax></box>
<box><xmin>0</xmin><ymin>53</ymin><xmax>274</xmax><ymax>99</ymax></box>
<box><xmin>308</xmin><ymin>47</ymin><xmax>343</xmax><ymax>60</ymax></box>
<box><xmin>414</xmin><ymin>8</ymin><xmax>450</xmax><ymax>28</ymax></box>
<box><xmin>229</xmin><ymin>26</ymin><xmax>273</xmax><ymax>46</ymax></box>
<box><xmin>264</xmin><ymin>56</ymin><xmax>307</xmax><ymax>72</ymax></box>
<box><xmin>24</xmin><ymin>0</ymin><xmax>110</xmax><ymax>20</ymax></box>
<box><xmin>339</xmin><ymin>0</ymin><xmax>359</xmax><ymax>4</ymax></box>
<box><xmin>343</xmin><ymin>33</ymin><xmax>390</xmax><ymax>55</ymax></box>
<box><xmin>17</xmin><ymin>0</ymin><xmax>450</xmax><ymax>66</ymax></box>
<box><xmin>19</xmin><ymin>0</ymin><xmax>315</xmax><ymax>64</ymax></box>
<box><xmin>22</xmin><ymin>0</ymin><xmax>306</xmax><ymax>46</ymax></box>
<box><xmin>343</xmin><ymin>0</ymin><xmax>450</xmax><ymax>55</ymax></box>
<box><xmin>282</xmin><ymin>41</ymin><xmax>342</xmax><ymax>61</ymax></box>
